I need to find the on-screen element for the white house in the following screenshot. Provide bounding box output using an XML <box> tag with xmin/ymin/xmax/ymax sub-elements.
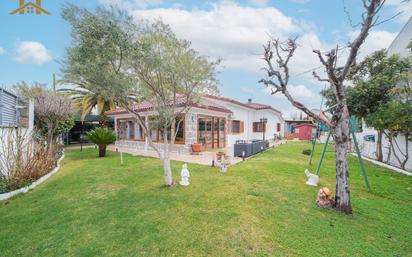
<box><xmin>354</xmin><ymin>16</ymin><xmax>412</xmax><ymax>171</ymax></box>
<box><xmin>106</xmin><ymin>95</ymin><xmax>284</xmax><ymax>156</ymax></box>
<box><xmin>204</xmin><ymin>95</ymin><xmax>284</xmax><ymax>147</ymax></box>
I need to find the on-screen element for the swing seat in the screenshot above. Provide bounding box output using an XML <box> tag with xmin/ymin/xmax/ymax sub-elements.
<box><xmin>304</xmin><ymin>169</ymin><xmax>319</xmax><ymax>186</ymax></box>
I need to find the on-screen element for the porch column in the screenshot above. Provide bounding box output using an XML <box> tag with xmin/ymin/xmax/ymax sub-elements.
<box><xmin>185</xmin><ymin>112</ymin><xmax>198</xmax><ymax>148</ymax></box>
<box><xmin>144</xmin><ymin>116</ymin><xmax>149</xmax><ymax>151</ymax></box>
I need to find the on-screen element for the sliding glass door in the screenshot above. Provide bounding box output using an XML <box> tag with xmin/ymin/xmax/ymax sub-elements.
<box><xmin>198</xmin><ymin>116</ymin><xmax>225</xmax><ymax>149</ymax></box>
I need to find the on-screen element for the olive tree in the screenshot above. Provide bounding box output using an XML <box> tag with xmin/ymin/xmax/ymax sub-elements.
<box><xmin>62</xmin><ymin>5</ymin><xmax>219</xmax><ymax>186</ymax></box>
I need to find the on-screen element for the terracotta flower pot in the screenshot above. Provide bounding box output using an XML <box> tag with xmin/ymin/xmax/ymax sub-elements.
<box><xmin>192</xmin><ymin>143</ymin><xmax>202</xmax><ymax>153</ymax></box>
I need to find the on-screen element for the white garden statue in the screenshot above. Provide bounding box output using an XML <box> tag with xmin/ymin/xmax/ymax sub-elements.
<box><xmin>179</xmin><ymin>163</ymin><xmax>190</xmax><ymax>186</ymax></box>
<box><xmin>304</xmin><ymin>169</ymin><xmax>319</xmax><ymax>187</ymax></box>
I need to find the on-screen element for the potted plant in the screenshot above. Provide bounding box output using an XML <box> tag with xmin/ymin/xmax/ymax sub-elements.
<box><xmin>216</xmin><ymin>150</ymin><xmax>226</xmax><ymax>161</ymax></box>
<box><xmin>86</xmin><ymin>128</ymin><xmax>116</xmax><ymax>157</ymax></box>
<box><xmin>191</xmin><ymin>143</ymin><xmax>202</xmax><ymax>154</ymax></box>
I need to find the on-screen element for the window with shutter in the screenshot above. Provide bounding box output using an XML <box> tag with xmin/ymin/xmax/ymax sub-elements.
<box><xmin>253</xmin><ymin>122</ymin><xmax>266</xmax><ymax>132</ymax></box>
<box><xmin>231</xmin><ymin>120</ymin><xmax>242</xmax><ymax>134</ymax></box>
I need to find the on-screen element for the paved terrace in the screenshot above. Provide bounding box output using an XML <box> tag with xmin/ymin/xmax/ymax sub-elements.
<box><xmin>107</xmin><ymin>140</ymin><xmax>286</xmax><ymax>166</ymax></box>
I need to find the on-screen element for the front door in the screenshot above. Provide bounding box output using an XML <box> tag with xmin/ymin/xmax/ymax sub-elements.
<box><xmin>198</xmin><ymin>116</ymin><xmax>226</xmax><ymax>149</ymax></box>
<box><xmin>198</xmin><ymin>117</ymin><xmax>212</xmax><ymax>149</ymax></box>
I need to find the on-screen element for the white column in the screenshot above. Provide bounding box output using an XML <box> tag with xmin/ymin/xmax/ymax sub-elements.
<box><xmin>28</xmin><ymin>100</ymin><xmax>34</xmax><ymax>131</ymax></box>
<box><xmin>144</xmin><ymin>116</ymin><xmax>148</xmax><ymax>151</ymax></box>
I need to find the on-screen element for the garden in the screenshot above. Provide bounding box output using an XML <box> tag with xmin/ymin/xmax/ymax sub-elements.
<box><xmin>0</xmin><ymin>142</ymin><xmax>411</xmax><ymax>256</ymax></box>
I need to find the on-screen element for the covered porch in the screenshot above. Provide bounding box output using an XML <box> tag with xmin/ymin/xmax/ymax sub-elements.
<box><xmin>110</xmin><ymin>107</ymin><xmax>232</xmax><ymax>155</ymax></box>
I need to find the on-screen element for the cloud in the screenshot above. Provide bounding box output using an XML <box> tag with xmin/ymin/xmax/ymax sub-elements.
<box><xmin>99</xmin><ymin>0</ymin><xmax>163</xmax><ymax>9</ymax></box>
<box><xmin>0</xmin><ymin>47</ymin><xmax>5</xmax><ymax>55</ymax></box>
<box><xmin>290</xmin><ymin>0</ymin><xmax>311</xmax><ymax>4</ymax></box>
<box><xmin>288</xmin><ymin>84</ymin><xmax>316</xmax><ymax>98</ymax></box>
<box><xmin>263</xmin><ymin>84</ymin><xmax>317</xmax><ymax>99</ymax></box>
<box><xmin>385</xmin><ymin>0</ymin><xmax>412</xmax><ymax>22</ymax></box>
<box><xmin>128</xmin><ymin>1</ymin><xmax>300</xmax><ymax>72</ymax></box>
<box><xmin>247</xmin><ymin>0</ymin><xmax>268</xmax><ymax>7</ymax></box>
<box><xmin>14</xmin><ymin>41</ymin><xmax>52</xmax><ymax>64</ymax></box>
<box><xmin>347</xmin><ymin>29</ymin><xmax>397</xmax><ymax>59</ymax></box>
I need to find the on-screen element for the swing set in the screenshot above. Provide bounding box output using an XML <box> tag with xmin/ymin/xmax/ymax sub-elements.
<box><xmin>306</xmin><ymin>116</ymin><xmax>371</xmax><ymax>191</ymax></box>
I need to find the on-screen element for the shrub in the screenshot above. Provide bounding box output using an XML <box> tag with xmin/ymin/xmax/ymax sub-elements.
<box><xmin>0</xmin><ymin>178</ymin><xmax>8</xmax><ymax>194</ymax></box>
<box><xmin>0</xmin><ymin>129</ymin><xmax>59</xmax><ymax>193</ymax></box>
<box><xmin>86</xmin><ymin>128</ymin><xmax>116</xmax><ymax>157</ymax></box>
<box><xmin>302</xmin><ymin>149</ymin><xmax>311</xmax><ymax>155</ymax></box>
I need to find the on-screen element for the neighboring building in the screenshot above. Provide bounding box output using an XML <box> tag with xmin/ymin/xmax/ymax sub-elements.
<box><xmin>354</xmin><ymin>16</ymin><xmax>412</xmax><ymax>171</ymax></box>
<box><xmin>106</xmin><ymin>95</ymin><xmax>284</xmax><ymax>155</ymax></box>
<box><xmin>0</xmin><ymin>88</ymin><xmax>19</xmax><ymax>127</ymax></box>
<box><xmin>294</xmin><ymin>123</ymin><xmax>316</xmax><ymax>141</ymax></box>
<box><xmin>284</xmin><ymin>120</ymin><xmax>313</xmax><ymax>139</ymax></box>
<box><xmin>0</xmin><ymin>88</ymin><xmax>34</xmax><ymax>176</ymax></box>
<box><xmin>387</xmin><ymin>16</ymin><xmax>412</xmax><ymax>58</ymax></box>
<box><xmin>63</xmin><ymin>114</ymin><xmax>114</xmax><ymax>145</ymax></box>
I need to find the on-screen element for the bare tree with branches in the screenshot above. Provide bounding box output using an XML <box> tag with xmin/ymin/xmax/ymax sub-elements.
<box><xmin>260</xmin><ymin>0</ymin><xmax>388</xmax><ymax>214</ymax></box>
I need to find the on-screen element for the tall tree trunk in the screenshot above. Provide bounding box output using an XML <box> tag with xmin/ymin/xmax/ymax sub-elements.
<box><xmin>47</xmin><ymin>124</ymin><xmax>55</xmax><ymax>158</ymax></box>
<box><xmin>401</xmin><ymin>134</ymin><xmax>409</xmax><ymax>170</ymax></box>
<box><xmin>385</xmin><ymin>132</ymin><xmax>392</xmax><ymax>164</ymax></box>
<box><xmin>98</xmin><ymin>145</ymin><xmax>107</xmax><ymax>157</ymax></box>
<box><xmin>333</xmin><ymin>117</ymin><xmax>352</xmax><ymax>214</ymax></box>
<box><xmin>162</xmin><ymin>156</ymin><xmax>173</xmax><ymax>186</ymax></box>
<box><xmin>376</xmin><ymin>130</ymin><xmax>383</xmax><ymax>162</ymax></box>
<box><xmin>161</xmin><ymin>129</ymin><xmax>173</xmax><ymax>186</ymax></box>
<box><xmin>99</xmin><ymin>114</ymin><xmax>108</xmax><ymax>128</ymax></box>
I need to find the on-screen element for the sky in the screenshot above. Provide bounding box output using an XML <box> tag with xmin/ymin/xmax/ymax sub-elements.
<box><xmin>0</xmin><ymin>0</ymin><xmax>411</xmax><ymax>118</ymax></box>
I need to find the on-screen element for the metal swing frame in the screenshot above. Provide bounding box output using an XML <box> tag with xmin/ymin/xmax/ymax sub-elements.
<box><xmin>308</xmin><ymin>120</ymin><xmax>371</xmax><ymax>191</ymax></box>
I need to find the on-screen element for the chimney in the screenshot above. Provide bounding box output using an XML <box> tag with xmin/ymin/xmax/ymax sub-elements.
<box><xmin>19</xmin><ymin>0</ymin><xmax>25</xmax><ymax>14</ymax></box>
<box><xmin>36</xmin><ymin>0</ymin><xmax>41</xmax><ymax>14</ymax></box>
<box><xmin>248</xmin><ymin>98</ymin><xmax>252</xmax><ymax>104</ymax></box>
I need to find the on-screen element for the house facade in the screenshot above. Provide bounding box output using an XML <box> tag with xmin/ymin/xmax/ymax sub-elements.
<box><xmin>106</xmin><ymin>95</ymin><xmax>284</xmax><ymax>155</ymax></box>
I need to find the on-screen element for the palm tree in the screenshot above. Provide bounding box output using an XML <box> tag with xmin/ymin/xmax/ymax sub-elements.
<box><xmin>60</xmin><ymin>87</ymin><xmax>116</xmax><ymax>126</ymax></box>
<box><xmin>86</xmin><ymin>128</ymin><xmax>116</xmax><ymax>157</ymax></box>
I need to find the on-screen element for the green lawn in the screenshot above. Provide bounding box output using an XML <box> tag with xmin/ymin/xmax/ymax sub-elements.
<box><xmin>0</xmin><ymin>143</ymin><xmax>411</xmax><ymax>257</ymax></box>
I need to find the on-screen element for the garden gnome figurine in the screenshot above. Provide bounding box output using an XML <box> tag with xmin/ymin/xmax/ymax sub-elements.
<box><xmin>304</xmin><ymin>169</ymin><xmax>319</xmax><ymax>186</ymax></box>
<box><xmin>316</xmin><ymin>187</ymin><xmax>335</xmax><ymax>208</ymax></box>
<box><xmin>179</xmin><ymin>163</ymin><xmax>190</xmax><ymax>186</ymax></box>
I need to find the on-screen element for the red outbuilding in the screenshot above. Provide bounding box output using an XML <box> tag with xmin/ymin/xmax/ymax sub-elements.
<box><xmin>295</xmin><ymin>123</ymin><xmax>316</xmax><ymax>141</ymax></box>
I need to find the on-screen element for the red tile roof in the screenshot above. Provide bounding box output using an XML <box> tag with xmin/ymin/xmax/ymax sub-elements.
<box><xmin>105</xmin><ymin>95</ymin><xmax>232</xmax><ymax>116</ymax></box>
<box><xmin>204</xmin><ymin>95</ymin><xmax>282</xmax><ymax>114</ymax></box>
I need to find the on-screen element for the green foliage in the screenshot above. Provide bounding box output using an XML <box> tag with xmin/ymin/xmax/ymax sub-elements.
<box><xmin>1</xmin><ymin>144</ymin><xmax>411</xmax><ymax>256</ymax></box>
<box><xmin>62</xmin><ymin>4</ymin><xmax>219</xmax><ymax>134</ymax></box>
<box><xmin>37</xmin><ymin>117</ymin><xmax>75</xmax><ymax>138</ymax></box>
<box><xmin>322</xmin><ymin>50</ymin><xmax>412</xmax><ymax>120</ymax></box>
<box><xmin>55</xmin><ymin>118</ymin><xmax>75</xmax><ymax>135</ymax></box>
<box><xmin>0</xmin><ymin>178</ymin><xmax>8</xmax><ymax>194</ymax></box>
<box><xmin>86</xmin><ymin>128</ymin><xmax>116</xmax><ymax>146</ymax></box>
<box><xmin>302</xmin><ymin>149</ymin><xmax>311</xmax><ymax>155</ymax></box>
<box><xmin>61</xmin><ymin>4</ymin><xmax>137</xmax><ymax>102</ymax></box>
<box><xmin>60</xmin><ymin>87</ymin><xmax>116</xmax><ymax>124</ymax></box>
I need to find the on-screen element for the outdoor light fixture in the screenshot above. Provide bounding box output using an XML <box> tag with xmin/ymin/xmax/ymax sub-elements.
<box><xmin>260</xmin><ymin>118</ymin><xmax>268</xmax><ymax>143</ymax></box>
<box><xmin>242</xmin><ymin>151</ymin><xmax>245</xmax><ymax>161</ymax></box>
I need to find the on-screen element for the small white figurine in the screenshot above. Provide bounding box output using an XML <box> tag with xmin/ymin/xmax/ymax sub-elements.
<box><xmin>304</xmin><ymin>169</ymin><xmax>319</xmax><ymax>187</ymax></box>
<box><xmin>220</xmin><ymin>160</ymin><xmax>228</xmax><ymax>173</ymax></box>
<box><xmin>179</xmin><ymin>163</ymin><xmax>190</xmax><ymax>186</ymax></box>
